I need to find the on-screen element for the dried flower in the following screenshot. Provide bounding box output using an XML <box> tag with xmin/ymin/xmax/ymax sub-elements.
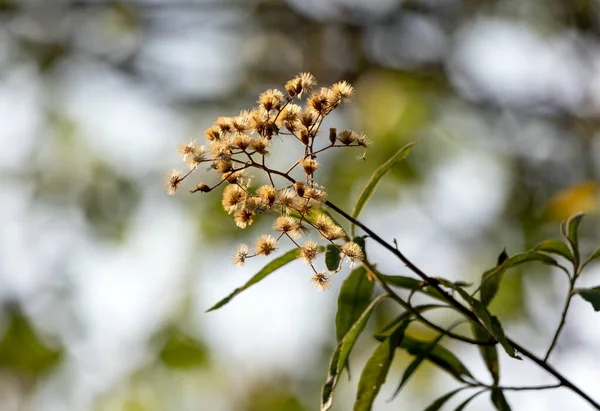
<box><xmin>216</xmin><ymin>117</ymin><xmax>234</xmax><ymax>135</ymax></box>
<box><xmin>312</xmin><ymin>272</ymin><xmax>331</xmax><ymax>291</ymax></box>
<box><xmin>259</xmin><ymin>89</ymin><xmax>284</xmax><ymax>112</ymax></box>
<box><xmin>178</xmin><ymin>140</ymin><xmax>198</xmax><ymax>162</ymax></box>
<box><xmin>251</xmin><ymin>137</ymin><xmax>270</xmax><ymax>155</ymax></box>
<box><xmin>304</xmin><ymin>186</ymin><xmax>326</xmax><ymax>203</ymax></box>
<box><xmin>234</xmin><ymin>209</ymin><xmax>254</xmax><ymax>229</ymax></box>
<box><xmin>273</xmin><ymin>216</ymin><xmax>305</xmax><ymax>238</ymax></box>
<box><xmin>231</xmin><ymin>111</ymin><xmax>251</xmax><ymax>134</ymax></box>
<box><xmin>314</xmin><ymin>214</ymin><xmax>345</xmax><ymax>240</ymax></box>
<box><xmin>222</xmin><ymin>184</ymin><xmax>247</xmax><ymax>213</ymax></box>
<box><xmin>191</xmin><ymin>182</ymin><xmax>211</xmax><ymax>193</ymax></box>
<box><xmin>257</xmin><ymin>185</ymin><xmax>277</xmax><ymax>207</ymax></box>
<box><xmin>285</xmin><ymin>72</ymin><xmax>316</xmax><ymax>98</ymax></box>
<box><xmin>331</xmin><ymin>80</ymin><xmax>354</xmax><ymax>102</ymax></box>
<box><xmin>301</xmin><ymin>158</ymin><xmax>320</xmax><ymax>176</ymax></box>
<box><xmin>165</xmin><ymin>169</ymin><xmax>183</xmax><ymax>195</ymax></box>
<box><xmin>356</xmin><ymin>133</ymin><xmax>370</xmax><ymax>148</ymax></box>
<box><xmin>338</xmin><ymin>130</ymin><xmax>358</xmax><ymax>145</ymax></box>
<box><xmin>256</xmin><ymin>234</ymin><xmax>278</xmax><ymax>256</ymax></box>
<box><xmin>233</xmin><ymin>244</ymin><xmax>249</xmax><ymax>267</ymax></box>
<box><xmin>233</xmin><ymin>134</ymin><xmax>251</xmax><ymax>150</ymax></box>
<box><xmin>300</xmin><ymin>240</ymin><xmax>319</xmax><ymax>264</ymax></box>
<box><xmin>341</xmin><ymin>241</ymin><xmax>364</xmax><ymax>266</ymax></box>
<box><xmin>308</xmin><ymin>87</ymin><xmax>333</xmax><ymax>115</ymax></box>
<box><xmin>205</xmin><ymin>125</ymin><xmax>221</xmax><ymax>141</ymax></box>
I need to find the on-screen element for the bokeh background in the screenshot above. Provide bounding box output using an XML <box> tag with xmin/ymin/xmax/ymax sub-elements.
<box><xmin>2</xmin><ymin>0</ymin><xmax>600</xmax><ymax>410</ymax></box>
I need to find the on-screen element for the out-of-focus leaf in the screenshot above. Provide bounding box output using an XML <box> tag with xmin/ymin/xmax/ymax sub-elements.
<box><xmin>423</xmin><ymin>387</ymin><xmax>468</xmax><ymax>411</ymax></box>
<box><xmin>480</xmin><ymin>251</ymin><xmax>558</xmax><ymax>307</ymax></box>
<box><xmin>546</xmin><ymin>182</ymin><xmax>597</xmax><ymax>222</ymax></box>
<box><xmin>325</xmin><ymin>245</ymin><xmax>342</xmax><ymax>273</ymax></box>
<box><xmin>321</xmin><ymin>295</ymin><xmax>387</xmax><ymax>411</ymax></box>
<box><xmin>398</xmin><ymin>335</ymin><xmax>474</xmax><ymax>380</ymax></box>
<box><xmin>584</xmin><ymin>247</ymin><xmax>600</xmax><ymax>268</ymax></box>
<box><xmin>336</xmin><ymin>266</ymin><xmax>375</xmax><ymax>342</ymax></box>
<box><xmin>207</xmin><ymin>248</ymin><xmax>321</xmax><ymax>312</ymax></box>
<box><xmin>374</xmin><ymin>304</ymin><xmax>444</xmax><ymax>340</ymax></box>
<box><xmin>534</xmin><ymin>240</ymin><xmax>572</xmax><ymax>261</ymax></box>
<box><xmin>454</xmin><ymin>389</ymin><xmax>487</xmax><ymax>411</ymax></box>
<box><xmin>560</xmin><ymin>213</ymin><xmax>584</xmax><ymax>264</ymax></box>
<box><xmin>159</xmin><ymin>332</ymin><xmax>208</xmax><ymax>369</ymax></box>
<box><xmin>456</xmin><ymin>289</ymin><xmax>519</xmax><ymax>359</ymax></box>
<box><xmin>491</xmin><ymin>388</ymin><xmax>511</xmax><ymax>411</ymax></box>
<box><xmin>574</xmin><ymin>287</ymin><xmax>600</xmax><ymax>311</ymax></box>
<box><xmin>379</xmin><ymin>274</ymin><xmax>446</xmax><ymax>301</ymax></box>
<box><xmin>435</xmin><ymin>277</ymin><xmax>473</xmax><ymax>290</ymax></box>
<box><xmin>350</xmin><ymin>141</ymin><xmax>417</xmax><ymax>237</ymax></box>
<box><xmin>0</xmin><ymin>305</ymin><xmax>62</xmax><ymax>376</ymax></box>
<box><xmin>472</xmin><ymin>323</ymin><xmax>499</xmax><ymax>384</ymax></box>
<box><xmin>354</xmin><ymin>319</ymin><xmax>409</xmax><ymax>411</ymax></box>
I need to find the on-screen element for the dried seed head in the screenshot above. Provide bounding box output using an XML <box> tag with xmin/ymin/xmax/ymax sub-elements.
<box><xmin>278</xmin><ymin>104</ymin><xmax>301</xmax><ymax>124</ymax></box>
<box><xmin>192</xmin><ymin>182</ymin><xmax>211</xmax><ymax>193</ymax></box>
<box><xmin>205</xmin><ymin>125</ymin><xmax>221</xmax><ymax>141</ymax></box>
<box><xmin>301</xmin><ymin>158</ymin><xmax>320</xmax><ymax>176</ymax></box>
<box><xmin>294</xmin><ymin>198</ymin><xmax>318</xmax><ymax>215</ymax></box>
<box><xmin>256</xmin><ymin>234</ymin><xmax>278</xmax><ymax>256</ymax></box>
<box><xmin>233</xmin><ymin>244</ymin><xmax>249</xmax><ymax>267</ymax></box>
<box><xmin>294</xmin><ymin>182</ymin><xmax>305</xmax><ymax>198</ymax></box>
<box><xmin>233</xmin><ymin>134</ymin><xmax>251</xmax><ymax>150</ymax></box>
<box><xmin>165</xmin><ymin>169</ymin><xmax>183</xmax><ymax>195</ymax></box>
<box><xmin>273</xmin><ymin>216</ymin><xmax>305</xmax><ymax>238</ymax></box>
<box><xmin>356</xmin><ymin>133</ymin><xmax>370</xmax><ymax>148</ymax></box>
<box><xmin>315</xmin><ymin>214</ymin><xmax>345</xmax><ymax>240</ymax></box>
<box><xmin>234</xmin><ymin>209</ymin><xmax>254</xmax><ymax>229</ymax></box>
<box><xmin>215</xmin><ymin>117</ymin><xmax>234</xmax><ymax>135</ymax></box>
<box><xmin>215</xmin><ymin>159</ymin><xmax>233</xmax><ymax>173</ymax></box>
<box><xmin>337</xmin><ymin>129</ymin><xmax>358</xmax><ymax>145</ymax></box>
<box><xmin>300</xmin><ymin>240</ymin><xmax>320</xmax><ymax>264</ymax></box>
<box><xmin>331</xmin><ymin>80</ymin><xmax>354</xmax><ymax>102</ymax></box>
<box><xmin>250</xmin><ymin>137</ymin><xmax>270</xmax><ymax>155</ymax></box>
<box><xmin>225</xmin><ymin>169</ymin><xmax>246</xmax><ymax>184</ymax></box>
<box><xmin>178</xmin><ymin>140</ymin><xmax>198</xmax><ymax>160</ymax></box>
<box><xmin>277</xmin><ymin>188</ymin><xmax>297</xmax><ymax>210</ymax></box>
<box><xmin>222</xmin><ymin>184</ymin><xmax>247</xmax><ymax>213</ymax></box>
<box><xmin>312</xmin><ymin>272</ymin><xmax>331</xmax><ymax>291</ymax></box>
<box><xmin>329</xmin><ymin>128</ymin><xmax>337</xmax><ymax>145</ymax></box>
<box><xmin>231</xmin><ymin>111</ymin><xmax>251</xmax><ymax>134</ymax></box>
<box><xmin>341</xmin><ymin>241</ymin><xmax>364</xmax><ymax>266</ymax></box>
<box><xmin>250</xmin><ymin>107</ymin><xmax>269</xmax><ymax>135</ymax></box>
<box><xmin>264</xmin><ymin>122</ymin><xmax>279</xmax><ymax>139</ymax></box>
<box><xmin>299</xmin><ymin>109</ymin><xmax>317</xmax><ymax>129</ymax></box>
<box><xmin>285</xmin><ymin>72</ymin><xmax>316</xmax><ymax>98</ymax></box>
<box><xmin>308</xmin><ymin>87</ymin><xmax>333</xmax><ymax>115</ymax></box>
<box><xmin>299</xmin><ymin>129</ymin><xmax>309</xmax><ymax>145</ymax></box>
<box><xmin>259</xmin><ymin>89</ymin><xmax>284</xmax><ymax>112</ymax></box>
<box><xmin>304</xmin><ymin>186</ymin><xmax>327</xmax><ymax>203</ymax></box>
<box><xmin>257</xmin><ymin>185</ymin><xmax>277</xmax><ymax>207</ymax></box>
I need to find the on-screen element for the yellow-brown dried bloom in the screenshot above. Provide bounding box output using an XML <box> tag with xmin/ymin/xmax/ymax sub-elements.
<box><xmin>308</xmin><ymin>87</ymin><xmax>333</xmax><ymax>115</ymax></box>
<box><xmin>233</xmin><ymin>244</ymin><xmax>249</xmax><ymax>267</ymax></box>
<box><xmin>273</xmin><ymin>216</ymin><xmax>305</xmax><ymax>238</ymax></box>
<box><xmin>338</xmin><ymin>129</ymin><xmax>358</xmax><ymax>145</ymax></box>
<box><xmin>341</xmin><ymin>241</ymin><xmax>364</xmax><ymax>266</ymax></box>
<box><xmin>234</xmin><ymin>209</ymin><xmax>254</xmax><ymax>229</ymax></box>
<box><xmin>278</xmin><ymin>103</ymin><xmax>301</xmax><ymax>124</ymax></box>
<box><xmin>191</xmin><ymin>182</ymin><xmax>211</xmax><ymax>193</ymax></box>
<box><xmin>250</xmin><ymin>137</ymin><xmax>270</xmax><ymax>155</ymax></box>
<box><xmin>304</xmin><ymin>186</ymin><xmax>327</xmax><ymax>203</ymax></box>
<box><xmin>178</xmin><ymin>140</ymin><xmax>198</xmax><ymax>161</ymax></box>
<box><xmin>294</xmin><ymin>182</ymin><xmax>306</xmax><ymax>198</ymax></box>
<box><xmin>256</xmin><ymin>234</ymin><xmax>278</xmax><ymax>256</ymax></box>
<box><xmin>259</xmin><ymin>89</ymin><xmax>284</xmax><ymax>112</ymax></box>
<box><xmin>356</xmin><ymin>133</ymin><xmax>370</xmax><ymax>148</ymax></box>
<box><xmin>205</xmin><ymin>125</ymin><xmax>221</xmax><ymax>141</ymax></box>
<box><xmin>301</xmin><ymin>158</ymin><xmax>320</xmax><ymax>176</ymax></box>
<box><xmin>277</xmin><ymin>188</ymin><xmax>298</xmax><ymax>211</ymax></box>
<box><xmin>215</xmin><ymin>117</ymin><xmax>234</xmax><ymax>135</ymax></box>
<box><xmin>285</xmin><ymin>72</ymin><xmax>316</xmax><ymax>98</ymax></box>
<box><xmin>299</xmin><ymin>109</ymin><xmax>317</xmax><ymax>129</ymax></box>
<box><xmin>331</xmin><ymin>80</ymin><xmax>354</xmax><ymax>102</ymax></box>
<box><xmin>222</xmin><ymin>184</ymin><xmax>247</xmax><ymax>213</ymax></box>
<box><xmin>224</xmin><ymin>169</ymin><xmax>246</xmax><ymax>184</ymax></box>
<box><xmin>257</xmin><ymin>185</ymin><xmax>277</xmax><ymax>207</ymax></box>
<box><xmin>231</xmin><ymin>111</ymin><xmax>251</xmax><ymax>134</ymax></box>
<box><xmin>215</xmin><ymin>159</ymin><xmax>233</xmax><ymax>174</ymax></box>
<box><xmin>314</xmin><ymin>214</ymin><xmax>345</xmax><ymax>240</ymax></box>
<box><xmin>165</xmin><ymin>169</ymin><xmax>183</xmax><ymax>195</ymax></box>
<box><xmin>312</xmin><ymin>272</ymin><xmax>331</xmax><ymax>291</ymax></box>
<box><xmin>300</xmin><ymin>240</ymin><xmax>320</xmax><ymax>264</ymax></box>
<box><xmin>233</xmin><ymin>134</ymin><xmax>251</xmax><ymax>151</ymax></box>
<box><xmin>250</xmin><ymin>107</ymin><xmax>269</xmax><ymax>135</ymax></box>
<box><xmin>183</xmin><ymin>145</ymin><xmax>207</xmax><ymax>169</ymax></box>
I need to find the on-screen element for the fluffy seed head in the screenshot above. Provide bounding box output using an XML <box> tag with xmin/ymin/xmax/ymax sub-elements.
<box><xmin>256</xmin><ymin>234</ymin><xmax>278</xmax><ymax>256</ymax></box>
<box><xmin>233</xmin><ymin>244</ymin><xmax>249</xmax><ymax>267</ymax></box>
<box><xmin>308</xmin><ymin>87</ymin><xmax>333</xmax><ymax>115</ymax></box>
<box><xmin>165</xmin><ymin>169</ymin><xmax>183</xmax><ymax>195</ymax></box>
<box><xmin>234</xmin><ymin>209</ymin><xmax>254</xmax><ymax>229</ymax></box>
<box><xmin>312</xmin><ymin>272</ymin><xmax>331</xmax><ymax>291</ymax></box>
<box><xmin>273</xmin><ymin>216</ymin><xmax>305</xmax><ymax>238</ymax></box>
<box><xmin>331</xmin><ymin>81</ymin><xmax>354</xmax><ymax>102</ymax></box>
<box><xmin>259</xmin><ymin>89</ymin><xmax>284</xmax><ymax>112</ymax></box>
<box><xmin>250</xmin><ymin>137</ymin><xmax>270</xmax><ymax>155</ymax></box>
<box><xmin>222</xmin><ymin>184</ymin><xmax>247</xmax><ymax>213</ymax></box>
<box><xmin>338</xmin><ymin>130</ymin><xmax>358</xmax><ymax>145</ymax></box>
<box><xmin>301</xmin><ymin>158</ymin><xmax>320</xmax><ymax>176</ymax></box>
<box><xmin>215</xmin><ymin>117</ymin><xmax>234</xmax><ymax>135</ymax></box>
<box><xmin>341</xmin><ymin>241</ymin><xmax>364</xmax><ymax>266</ymax></box>
<box><xmin>300</xmin><ymin>240</ymin><xmax>319</xmax><ymax>264</ymax></box>
<box><xmin>257</xmin><ymin>185</ymin><xmax>277</xmax><ymax>207</ymax></box>
<box><xmin>205</xmin><ymin>125</ymin><xmax>221</xmax><ymax>141</ymax></box>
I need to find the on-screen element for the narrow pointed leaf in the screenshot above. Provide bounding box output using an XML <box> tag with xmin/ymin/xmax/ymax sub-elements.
<box><xmin>325</xmin><ymin>245</ymin><xmax>342</xmax><ymax>273</ymax></box>
<box><xmin>321</xmin><ymin>295</ymin><xmax>387</xmax><ymax>411</ymax></box>
<box><xmin>456</xmin><ymin>289</ymin><xmax>519</xmax><ymax>359</ymax></box>
<box><xmin>472</xmin><ymin>323</ymin><xmax>499</xmax><ymax>384</ymax></box>
<box><xmin>206</xmin><ymin>248</ymin><xmax>320</xmax><ymax>312</ymax></box>
<box><xmin>350</xmin><ymin>141</ymin><xmax>417</xmax><ymax>237</ymax></box>
<box><xmin>574</xmin><ymin>287</ymin><xmax>600</xmax><ymax>311</ymax></box>
<box><xmin>561</xmin><ymin>213</ymin><xmax>584</xmax><ymax>264</ymax></box>
<box><xmin>336</xmin><ymin>266</ymin><xmax>375</xmax><ymax>342</ymax></box>
<box><xmin>424</xmin><ymin>387</ymin><xmax>469</xmax><ymax>411</ymax></box>
<box><xmin>379</xmin><ymin>274</ymin><xmax>446</xmax><ymax>301</ymax></box>
<box><xmin>534</xmin><ymin>240</ymin><xmax>572</xmax><ymax>261</ymax></box>
<box><xmin>454</xmin><ymin>389</ymin><xmax>487</xmax><ymax>411</ymax></box>
<box><xmin>398</xmin><ymin>335</ymin><xmax>474</xmax><ymax>380</ymax></box>
<box><xmin>375</xmin><ymin>304</ymin><xmax>445</xmax><ymax>340</ymax></box>
<box><xmin>583</xmin><ymin>247</ymin><xmax>600</xmax><ymax>269</ymax></box>
<box><xmin>354</xmin><ymin>319</ymin><xmax>409</xmax><ymax>411</ymax></box>
<box><xmin>491</xmin><ymin>388</ymin><xmax>511</xmax><ymax>411</ymax></box>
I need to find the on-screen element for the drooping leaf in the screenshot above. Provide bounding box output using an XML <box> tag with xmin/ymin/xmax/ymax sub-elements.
<box><xmin>321</xmin><ymin>295</ymin><xmax>387</xmax><ymax>411</ymax></box>
<box><xmin>374</xmin><ymin>304</ymin><xmax>445</xmax><ymax>340</ymax></box>
<box><xmin>534</xmin><ymin>240</ymin><xmax>572</xmax><ymax>261</ymax></box>
<box><xmin>350</xmin><ymin>141</ymin><xmax>417</xmax><ymax>237</ymax></box>
<box><xmin>389</xmin><ymin>330</ymin><xmax>448</xmax><ymax>401</ymax></box>
<box><xmin>490</xmin><ymin>388</ymin><xmax>511</xmax><ymax>411</ymax></box>
<box><xmin>456</xmin><ymin>289</ymin><xmax>519</xmax><ymax>359</ymax></box>
<box><xmin>423</xmin><ymin>387</ymin><xmax>469</xmax><ymax>411</ymax></box>
<box><xmin>336</xmin><ymin>266</ymin><xmax>375</xmax><ymax>342</ymax></box>
<box><xmin>480</xmin><ymin>251</ymin><xmax>558</xmax><ymax>307</ymax></box>
<box><xmin>207</xmin><ymin>248</ymin><xmax>320</xmax><ymax>312</ymax></box>
<box><xmin>574</xmin><ymin>287</ymin><xmax>600</xmax><ymax>312</ymax></box>
<box><xmin>325</xmin><ymin>245</ymin><xmax>342</xmax><ymax>273</ymax></box>
<box><xmin>398</xmin><ymin>335</ymin><xmax>474</xmax><ymax>380</ymax></box>
<box><xmin>353</xmin><ymin>319</ymin><xmax>410</xmax><ymax>411</ymax></box>
<box><xmin>454</xmin><ymin>389</ymin><xmax>487</xmax><ymax>411</ymax></box>
<box><xmin>472</xmin><ymin>323</ymin><xmax>499</xmax><ymax>384</ymax></box>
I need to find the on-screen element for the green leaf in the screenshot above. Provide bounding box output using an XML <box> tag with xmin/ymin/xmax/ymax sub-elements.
<box><xmin>389</xmin><ymin>331</ymin><xmax>447</xmax><ymax>400</ymax></box>
<box><xmin>583</xmin><ymin>247</ymin><xmax>600</xmax><ymax>268</ymax></box>
<box><xmin>350</xmin><ymin>141</ymin><xmax>417</xmax><ymax>237</ymax></box>
<box><xmin>574</xmin><ymin>287</ymin><xmax>600</xmax><ymax>311</ymax></box>
<box><xmin>159</xmin><ymin>332</ymin><xmax>208</xmax><ymax>369</ymax></box>
<box><xmin>534</xmin><ymin>240</ymin><xmax>572</xmax><ymax>261</ymax></box>
<box><xmin>336</xmin><ymin>266</ymin><xmax>375</xmax><ymax>342</ymax></box>
<box><xmin>472</xmin><ymin>323</ymin><xmax>499</xmax><ymax>384</ymax></box>
<box><xmin>454</xmin><ymin>389</ymin><xmax>487</xmax><ymax>411</ymax></box>
<box><xmin>206</xmin><ymin>248</ymin><xmax>317</xmax><ymax>312</ymax></box>
<box><xmin>491</xmin><ymin>388</ymin><xmax>511</xmax><ymax>411</ymax></box>
<box><xmin>423</xmin><ymin>387</ymin><xmax>469</xmax><ymax>411</ymax></box>
<box><xmin>480</xmin><ymin>251</ymin><xmax>558</xmax><ymax>307</ymax></box>
<box><xmin>375</xmin><ymin>304</ymin><xmax>444</xmax><ymax>340</ymax></box>
<box><xmin>399</xmin><ymin>335</ymin><xmax>474</xmax><ymax>380</ymax></box>
<box><xmin>354</xmin><ymin>319</ymin><xmax>410</xmax><ymax>411</ymax></box>
<box><xmin>561</xmin><ymin>213</ymin><xmax>584</xmax><ymax>264</ymax></box>
<box><xmin>379</xmin><ymin>274</ymin><xmax>446</xmax><ymax>301</ymax></box>
<box><xmin>456</xmin><ymin>289</ymin><xmax>519</xmax><ymax>359</ymax></box>
<box><xmin>321</xmin><ymin>295</ymin><xmax>387</xmax><ymax>411</ymax></box>
<box><xmin>325</xmin><ymin>245</ymin><xmax>342</xmax><ymax>273</ymax></box>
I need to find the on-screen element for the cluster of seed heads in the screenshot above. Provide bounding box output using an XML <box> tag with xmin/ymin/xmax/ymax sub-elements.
<box><xmin>166</xmin><ymin>73</ymin><xmax>369</xmax><ymax>290</ymax></box>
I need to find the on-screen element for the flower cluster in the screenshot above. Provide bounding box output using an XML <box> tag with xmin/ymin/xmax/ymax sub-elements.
<box><xmin>167</xmin><ymin>73</ymin><xmax>369</xmax><ymax>290</ymax></box>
